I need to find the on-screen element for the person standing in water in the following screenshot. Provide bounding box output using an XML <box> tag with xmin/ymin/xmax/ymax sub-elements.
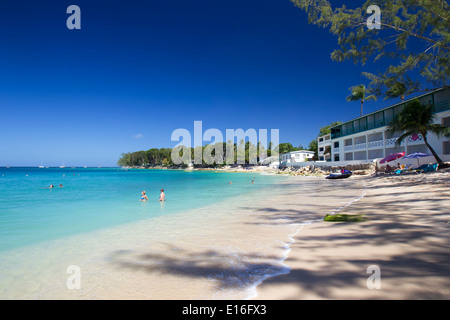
<box><xmin>140</xmin><ymin>191</ymin><xmax>149</xmax><ymax>201</ymax></box>
<box><xmin>159</xmin><ymin>189</ymin><xmax>165</xmax><ymax>201</ymax></box>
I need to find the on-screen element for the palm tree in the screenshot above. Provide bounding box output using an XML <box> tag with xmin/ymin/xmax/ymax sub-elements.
<box><xmin>346</xmin><ymin>84</ymin><xmax>377</xmax><ymax>116</ymax></box>
<box><xmin>388</xmin><ymin>99</ymin><xmax>450</xmax><ymax>168</ymax></box>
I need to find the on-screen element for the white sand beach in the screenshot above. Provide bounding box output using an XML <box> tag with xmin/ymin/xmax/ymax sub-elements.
<box><xmin>253</xmin><ymin>169</ymin><xmax>450</xmax><ymax>299</ymax></box>
<box><xmin>1</xmin><ymin>168</ymin><xmax>448</xmax><ymax>300</ymax></box>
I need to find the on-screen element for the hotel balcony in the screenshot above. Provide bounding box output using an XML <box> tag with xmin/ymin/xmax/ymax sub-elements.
<box><xmin>330</xmin><ymin>90</ymin><xmax>449</xmax><ymax>140</ymax></box>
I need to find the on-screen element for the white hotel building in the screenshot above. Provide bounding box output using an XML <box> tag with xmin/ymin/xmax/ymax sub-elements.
<box><xmin>280</xmin><ymin>150</ymin><xmax>315</xmax><ymax>166</ymax></box>
<box><xmin>317</xmin><ymin>87</ymin><xmax>450</xmax><ymax>165</ymax></box>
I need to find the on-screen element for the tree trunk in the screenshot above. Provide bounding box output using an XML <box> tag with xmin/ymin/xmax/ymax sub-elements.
<box><xmin>422</xmin><ymin>133</ymin><xmax>445</xmax><ymax>168</ymax></box>
<box><xmin>360</xmin><ymin>100</ymin><xmax>364</xmax><ymax>116</ymax></box>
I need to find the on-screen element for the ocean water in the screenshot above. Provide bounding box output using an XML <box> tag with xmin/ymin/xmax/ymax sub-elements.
<box><xmin>0</xmin><ymin>167</ymin><xmax>366</xmax><ymax>299</ymax></box>
<box><xmin>0</xmin><ymin>167</ymin><xmax>283</xmax><ymax>252</ymax></box>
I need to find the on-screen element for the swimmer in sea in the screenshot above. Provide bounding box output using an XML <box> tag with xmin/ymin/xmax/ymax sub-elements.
<box><xmin>140</xmin><ymin>191</ymin><xmax>148</xmax><ymax>201</ymax></box>
<box><xmin>159</xmin><ymin>189</ymin><xmax>165</xmax><ymax>202</ymax></box>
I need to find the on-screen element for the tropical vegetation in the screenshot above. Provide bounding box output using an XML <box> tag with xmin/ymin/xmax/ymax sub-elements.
<box><xmin>118</xmin><ymin>141</ymin><xmax>282</xmax><ymax>167</ymax></box>
<box><xmin>346</xmin><ymin>84</ymin><xmax>377</xmax><ymax>116</ymax></box>
<box><xmin>291</xmin><ymin>0</ymin><xmax>449</xmax><ymax>98</ymax></box>
<box><xmin>388</xmin><ymin>99</ymin><xmax>450</xmax><ymax>167</ymax></box>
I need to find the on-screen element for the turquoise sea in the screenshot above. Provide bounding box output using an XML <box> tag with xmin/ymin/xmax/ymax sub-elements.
<box><xmin>0</xmin><ymin>167</ymin><xmax>284</xmax><ymax>252</ymax></box>
<box><xmin>0</xmin><ymin>167</ymin><xmax>366</xmax><ymax>299</ymax></box>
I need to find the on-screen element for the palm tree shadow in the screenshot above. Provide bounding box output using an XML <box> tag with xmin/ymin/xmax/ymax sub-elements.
<box><xmin>107</xmin><ymin>245</ymin><xmax>290</xmax><ymax>292</ymax></box>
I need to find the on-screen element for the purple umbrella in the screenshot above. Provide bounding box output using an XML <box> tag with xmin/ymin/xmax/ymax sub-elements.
<box><xmin>403</xmin><ymin>152</ymin><xmax>432</xmax><ymax>167</ymax></box>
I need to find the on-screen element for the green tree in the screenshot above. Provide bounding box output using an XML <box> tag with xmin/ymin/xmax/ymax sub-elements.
<box><xmin>277</xmin><ymin>143</ymin><xmax>299</xmax><ymax>154</ymax></box>
<box><xmin>308</xmin><ymin>139</ymin><xmax>318</xmax><ymax>160</ymax></box>
<box><xmin>291</xmin><ymin>0</ymin><xmax>450</xmax><ymax>91</ymax></box>
<box><xmin>346</xmin><ymin>84</ymin><xmax>377</xmax><ymax>116</ymax></box>
<box><xmin>318</xmin><ymin>121</ymin><xmax>342</xmax><ymax>136</ymax></box>
<box><xmin>388</xmin><ymin>99</ymin><xmax>450</xmax><ymax>168</ymax></box>
<box><xmin>363</xmin><ymin>72</ymin><xmax>421</xmax><ymax>102</ymax></box>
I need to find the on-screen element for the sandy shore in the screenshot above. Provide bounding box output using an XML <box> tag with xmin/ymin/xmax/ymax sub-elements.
<box><xmin>253</xmin><ymin>169</ymin><xmax>450</xmax><ymax>299</ymax></box>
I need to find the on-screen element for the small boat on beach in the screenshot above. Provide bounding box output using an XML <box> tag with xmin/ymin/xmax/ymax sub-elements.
<box><xmin>326</xmin><ymin>171</ymin><xmax>352</xmax><ymax>180</ymax></box>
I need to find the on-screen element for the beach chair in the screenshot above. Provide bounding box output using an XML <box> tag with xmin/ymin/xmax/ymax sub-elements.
<box><xmin>421</xmin><ymin>163</ymin><xmax>438</xmax><ymax>173</ymax></box>
<box><xmin>412</xmin><ymin>164</ymin><xmax>429</xmax><ymax>173</ymax></box>
<box><xmin>394</xmin><ymin>164</ymin><xmax>414</xmax><ymax>175</ymax></box>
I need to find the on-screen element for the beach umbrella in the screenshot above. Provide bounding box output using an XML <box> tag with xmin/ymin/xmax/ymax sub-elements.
<box><xmin>403</xmin><ymin>152</ymin><xmax>432</xmax><ymax>166</ymax></box>
<box><xmin>379</xmin><ymin>152</ymin><xmax>405</xmax><ymax>164</ymax></box>
<box><xmin>403</xmin><ymin>152</ymin><xmax>431</xmax><ymax>159</ymax></box>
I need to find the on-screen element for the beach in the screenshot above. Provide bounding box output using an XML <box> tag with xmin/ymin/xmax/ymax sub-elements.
<box><xmin>0</xmin><ymin>168</ymin><xmax>363</xmax><ymax>300</ymax></box>
<box><xmin>253</xmin><ymin>168</ymin><xmax>450</xmax><ymax>299</ymax></box>
<box><xmin>0</xmin><ymin>167</ymin><xmax>449</xmax><ymax>299</ymax></box>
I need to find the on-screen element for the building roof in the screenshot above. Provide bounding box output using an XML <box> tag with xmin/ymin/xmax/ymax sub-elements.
<box><xmin>282</xmin><ymin>150</ymin><xmax>315</xmax><ymax>155</ymax></box>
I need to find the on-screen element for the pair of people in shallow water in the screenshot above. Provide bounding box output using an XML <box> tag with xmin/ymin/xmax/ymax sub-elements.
<box><xmin>47</xmin><ymin>184</ymin><xmax>63</xmax><ymax>189</ymax></box>
<box><xmin>141</xmin><ymin>189</ymin><xmax>165</xmax><ymax>202</ymax></box>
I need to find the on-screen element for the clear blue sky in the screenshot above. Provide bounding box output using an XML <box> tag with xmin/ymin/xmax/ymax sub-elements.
<box><xmin>0</xmin><ymin>0</ymin><xmax>400</xmax><ymax>167</ymax></box>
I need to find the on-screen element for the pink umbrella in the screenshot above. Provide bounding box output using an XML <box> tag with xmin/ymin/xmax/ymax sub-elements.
<box><xmin>380</xmin><ymin>152</ymin><xmax>405</xmax><ymax>164</ymax></box>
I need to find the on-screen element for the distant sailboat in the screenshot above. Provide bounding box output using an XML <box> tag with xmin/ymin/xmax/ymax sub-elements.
<box><xmin>60</xmin><ymin>162</ymin><xmax>65</xmax><ymax>169</ymax></box>
<box><xmin>38</xmin><ymin>161</ymin><xmax>45</xmax><ymax>168</ymax></box>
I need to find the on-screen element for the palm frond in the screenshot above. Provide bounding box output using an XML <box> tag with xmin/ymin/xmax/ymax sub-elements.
<box><xmin>395</xmin><ymin>130</ymin><xmax>415</xmax><ymax>145</ymax></box>
<box><xmin>428</xmin><ymin>124</ymin><xmax>450</xmax><ymax>138</ymax></box>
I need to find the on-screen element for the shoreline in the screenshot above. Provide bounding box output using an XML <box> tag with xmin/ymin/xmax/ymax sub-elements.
<box><xmin>253</xmin><ymin>169</ymin><xmax>450</xmax><ymax>299</ymax></box>
<box><xmin>0</xmin><ymin>173</ymin><xmax>366</xmax><ymax>300</ymax></box>
<box><xmin>1</xmin><ymin>168</ymin><xmax>448</xmax><ymax>299</ymax></box>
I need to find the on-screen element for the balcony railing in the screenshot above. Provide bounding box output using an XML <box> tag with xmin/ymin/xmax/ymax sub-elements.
<box><xmin>354</xmin><ymin>143</ymin><xmax>367</xmax><ymax>151</ymax></box>
<box><xmin>331</xmin><ymin>97</ymin><xmax>449</xmax><ymax>139</ymax></box>
<box><xmin>368</xmin><ymin>140</ymin><xmax>384</xmax><ymax>149</ymax></box>
<box><xmin>338</xmin><ymin>134</ymin><xmax>423</xmax><ymax>152</ymax></box>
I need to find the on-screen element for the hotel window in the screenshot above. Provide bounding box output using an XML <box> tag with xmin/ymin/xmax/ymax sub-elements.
<box><xmin>334</xmin><ymin>141</ymin><xmax>339</xmax><ymax>148</ymax></box>
<box><xmin>359</xmin><ymin>117</ymin><xmax>368</xmax><ymax>131</ymax></box>
<box><xmin>375</xmin><ymin>112</ymin><xmax>384</xmax><ymax>127</ymax></box>
<box><xmin>353</xmin><ymin>120</ymin><xmax>360</xmax><ymax>133</ymax></box>
<box><xmin>444</xmin><ymin>141</ymin><xmax>450</xmax><ymax>155</ymax></box>
<box><xmin>367</xmin><ymin>115</ymin><xmax>375</xmax><ymax>129</ymax></box>
<box><xmin>443</xmin><ymin>116</ymin><xmax>450</xmax><ymax>128</ymax></box>
<box><xmin>319</xmin><ymin>147</ymin><xmax>324</xmax><ymax>152</ymax></box>
<box><xmin>393</xmin><ymin>105</ymin><xmax>405</xmax><ymax>117</ymax></box>
<box><xmin>384</xmin><ymin>108</ymin><xmax>394</xmax><ymax>124</ymax></box>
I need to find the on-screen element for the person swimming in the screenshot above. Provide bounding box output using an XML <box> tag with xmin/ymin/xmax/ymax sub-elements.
<box><xmin>140</xmin><ymin>191</ymin><xmax>148</xmax><ymax>201</ymax></box>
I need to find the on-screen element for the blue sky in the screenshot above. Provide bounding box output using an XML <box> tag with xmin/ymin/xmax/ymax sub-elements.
<box><xmin>0</xmin><ymin>0</ymin><xmax>406</xmax><ymax>167</ymax></box>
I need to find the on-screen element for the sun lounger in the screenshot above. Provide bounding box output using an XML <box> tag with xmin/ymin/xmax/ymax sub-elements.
<box><xmin>421</xmin><ymin>163</ymin><xmax>438</xmax><ymax>173</ymax></box>
<box><xmin>412</xmin><ymin>164</ymin><xmax>429</xmax><ymax>173</ymax></box>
